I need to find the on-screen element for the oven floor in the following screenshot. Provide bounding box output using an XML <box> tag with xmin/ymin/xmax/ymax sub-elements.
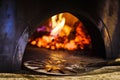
<box><xmin>1</xmin><ymin>45</ymin><xmax>120</xmax><ymax>79</ymax></box>
<box><xmin>22</xmin><ymin>45</ymin><xmax>106</xmax><ymax>75</ymax></box>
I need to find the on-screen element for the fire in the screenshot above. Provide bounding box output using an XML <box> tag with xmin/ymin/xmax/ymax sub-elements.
<box><xmin>30</xmin><ymin>13</ymin><xmax>91</xmax><ymax>50</ymax></box>
<box><xmin>50</xmin><ymin>13</ymin><xmax>65</xmax><ymax>37</ymax></box>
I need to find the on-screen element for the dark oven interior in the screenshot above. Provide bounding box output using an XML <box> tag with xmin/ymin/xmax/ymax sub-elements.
<box><xmin>0</xmin><ymin>0</ymin><xmax>120</xmax><ymax>75</ymax></box>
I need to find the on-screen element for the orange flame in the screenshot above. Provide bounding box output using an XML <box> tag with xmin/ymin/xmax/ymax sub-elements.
<box><xmin>30</xmin><ymin>13</ymin><xmax>91</xmax><ymax>50</ymax></box>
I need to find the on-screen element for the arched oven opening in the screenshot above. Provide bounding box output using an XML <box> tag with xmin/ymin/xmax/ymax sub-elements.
<box><xmin>21</xmin><ymin>12</ymin><xmax>106</xmax><ymax>75</ymax></box>
<box><xmin>1</xmin><ymin>0</ymin><xmax>120</xmax><ymax>74</ymax></box>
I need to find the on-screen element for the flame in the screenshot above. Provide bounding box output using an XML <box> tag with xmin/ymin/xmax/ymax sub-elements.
<box><xmin>50</xmin><ymin>13</ymin><xmax>65</xmax><ymax>37</ymax></box>
<box><xmin>30</xmin><ymin>13</ymin><xmax>91</xmax><ymax>50</ymax></box>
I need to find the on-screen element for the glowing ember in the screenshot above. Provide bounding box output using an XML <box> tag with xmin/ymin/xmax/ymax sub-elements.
<box><xmin>30</xmin><ymin>13</ymin><xmax>91</xmax><ymax>50</ymax></box>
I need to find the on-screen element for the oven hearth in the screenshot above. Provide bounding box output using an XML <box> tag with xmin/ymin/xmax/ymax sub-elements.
<box><xmin>22</xmin><ymin>45</ymin><xmax>105</xmax><ymax>75</ymax></box>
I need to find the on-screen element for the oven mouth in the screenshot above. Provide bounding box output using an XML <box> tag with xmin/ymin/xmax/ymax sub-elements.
<box><xmin>21</xmin><ymin>12</ymin><xmax>106</xmax><ymax>75</ymax></box>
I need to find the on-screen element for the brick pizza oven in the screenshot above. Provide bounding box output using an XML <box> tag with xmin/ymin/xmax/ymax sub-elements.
<box><xmin>0</xmin><ymin>0</ymin><xmax>120</xmax><ymax>73</ymax></box>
